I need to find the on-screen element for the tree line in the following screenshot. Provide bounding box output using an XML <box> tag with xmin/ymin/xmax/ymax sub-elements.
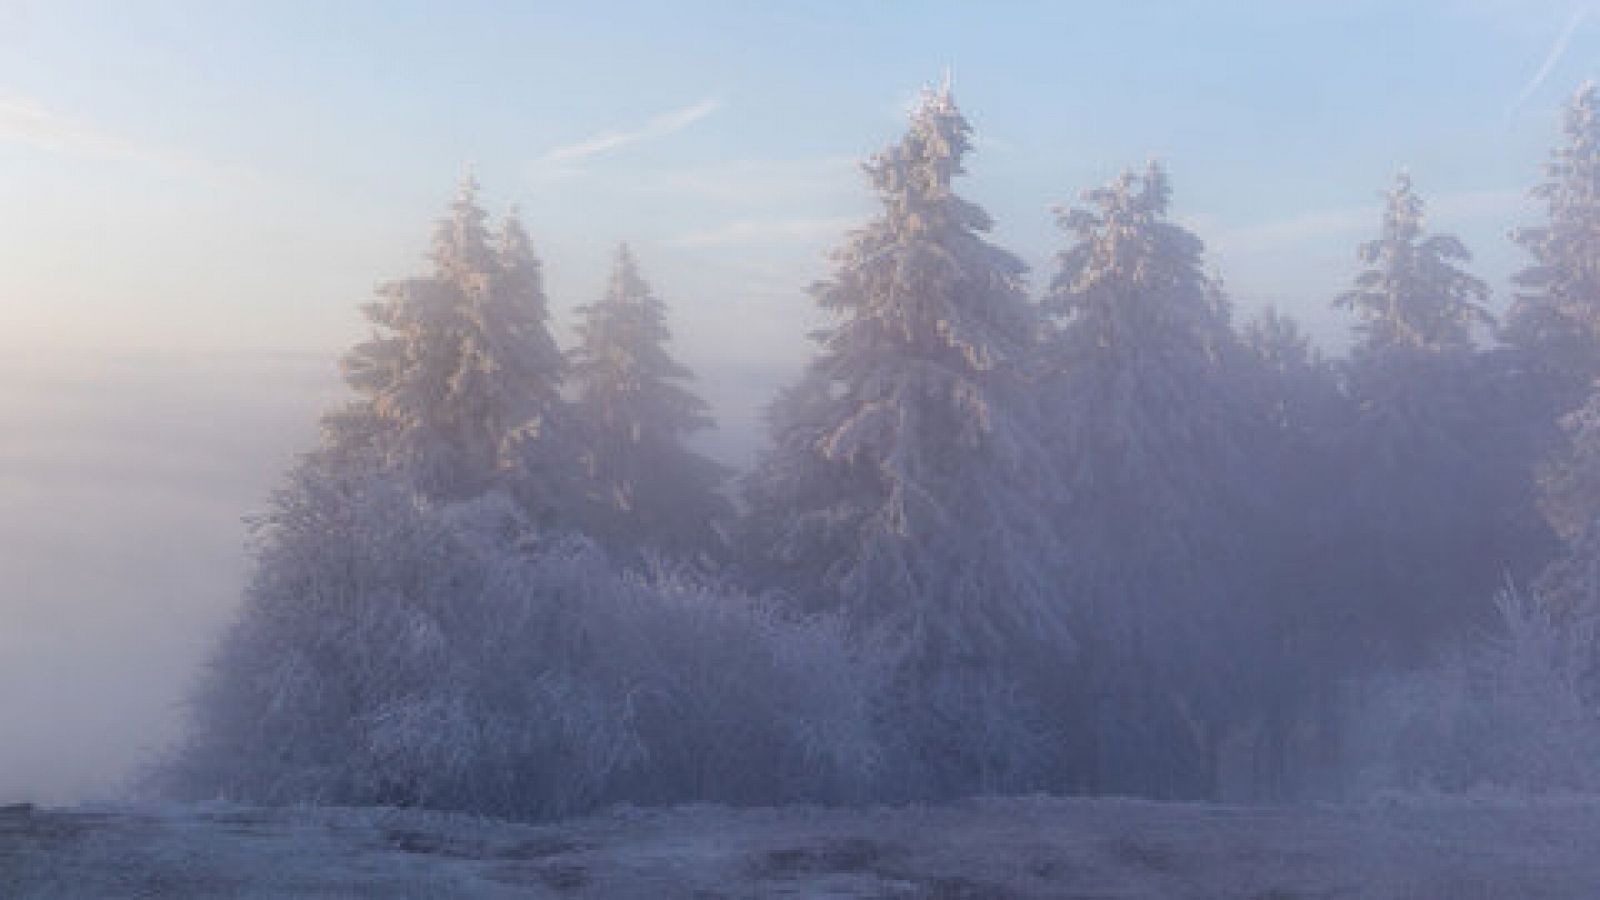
<box><xmin>161</xmin><ymin>82</ymin><xmax>1600</xmax><ymax>813</ymax></box>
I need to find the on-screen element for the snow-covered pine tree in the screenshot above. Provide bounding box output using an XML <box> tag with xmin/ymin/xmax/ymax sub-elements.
<box><xmin>492</xmin><ymin>209</ymin><xmax>575</xmax><ymax>524</ymax></box>
<box><xmin>569</xmin><ymin>244</ymin><xmax>730</xmax><ymax>564</ymax></box>
<box><xmin>1504</xmin><ymin>82</ymin><xmax>1600</xmax><ymax>416</ymax></box>
<box><xmin>1531</xmin><ymin>325</ymin><xmax>1600</xmax><ymax>631</ymax></box>
<box><xmin>1040</xmin><ymin>162</ymin><xmax>1268</xmax><ymax>800</ymax></box>
<box><xmin>1242</xmin><ymin>307</ymin><xmax>1346</xmax><ymax>451</ymax></box>
<box><xmin>1500</xmin><ymin>83</ymin><xmax>1600</xmax><ymax>579</ymax></box>
<box><xmin>323</xmin><ymin>178</ymin><xmax>570</xmax><ymax>516</ymax></box>
<box><xmin>1238</xmin><ymin>306</ymin><xmax>1353</xmax><ymax>801</ymax></box>
<box><xmin>1332</xmin><ymin>173</ymin><xmax>1552</xmax><ymax>662</ymax></box>
<box><xmin>739</xmin><ymin>374</ymin><xmax>865</xmax><ymax>603</ymax></box>
<box><xmin>165</xmin><ymin>182</ymin><xmax>886</xmax><ymax>816</ymax></box>
<box><xmin>740</xmin><ymin>84</ymin><xmax>1069</xmax><ymax>796</ymax></box>
<box><xmin>1335</xmin><ymin>172</ymin><xmax>1492</xmax><ymax>354</ymax></box>
<box><xmin>1534</xmin><ymin>385</ymin><xmax>1600</xmax><ymax>621</ymax></box>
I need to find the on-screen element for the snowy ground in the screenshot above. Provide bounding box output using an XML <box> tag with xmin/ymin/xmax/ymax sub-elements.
<box><xmin>2</xmin><ymin>795</ymin><xmax>1598</xmax><ymax>898</ymax></box>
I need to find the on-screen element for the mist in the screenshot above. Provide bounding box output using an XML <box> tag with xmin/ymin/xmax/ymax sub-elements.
<box><xmin>0</xmin><ymin>353</ymin><xmax>332</xmax><ymax>802</ymax></box>
<box><xmin>8</xmin><ymin>2</ymin><xmax>1600</xmax><ymax>895</ymax></box>
<box><xmin>0</xmin><ymin>347</ymin><xmax>794</xmax><ymax>804</ymax></box>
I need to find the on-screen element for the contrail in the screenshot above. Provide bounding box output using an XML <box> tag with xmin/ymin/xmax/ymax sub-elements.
<box><xmin>1508</xmin><ymin>6</ymin><xmax>1590</xmax><ymax>120</ymax></box>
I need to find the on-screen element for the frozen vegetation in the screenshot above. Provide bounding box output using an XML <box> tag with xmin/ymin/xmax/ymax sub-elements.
<box><xmin>6</xmin><ymin>797</ymin><xmax>1600</xmax><ymax>898</ymax></box>
<box><xmin>156</xmin><ymin>82</ymin><xmax>1600</xmax><ymax>810</ymax></box>
<box><xmin>13</xmin><ymin>79</ymin><xmax>1600</xmax><ymax>893</ymax></box>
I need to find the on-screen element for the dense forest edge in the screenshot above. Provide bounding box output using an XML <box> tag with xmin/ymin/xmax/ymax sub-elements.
<box><xmin>148</xmin><ymin>80</ymin><xmax>1600</xmax><ymax>818</ymax></box>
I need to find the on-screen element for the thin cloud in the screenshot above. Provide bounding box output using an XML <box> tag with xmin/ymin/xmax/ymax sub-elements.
<box><xmin>1209</xmin><ymin>207</ymin><xmax>1372</xmax><ymax>255</ymax></box>
<box><xmin>1507</xmin><ymin>6</ymin><xmax>1590</xmax><ymax>119</ymax></box>
<box><xmin>1433</xmin><ymin>187</ymin><xmax>1531</xmax><ymax>220</ymax></box>
<box><xmin>530</xmin><ymin>97</ymin><xmax>722</xmax><ymax>177</ymax></box>
<box><xmin>635</xmin><ymin>156</ymin><xmax>859</xmax><ymax>204</ymax></box>
<box><xmin>1207</xmin><ymin>189</ymin><xmax>1526</xmax><ymax>256</ymax></box>
<box><xmin>667</xmin><ymin>216</ymin><xmax>859</xmax><ymax>249</ymax></box>
<box><xmin>0</xmin><ymin>94</ymin><xmax>227</xmax><ymax>179</ymax></box>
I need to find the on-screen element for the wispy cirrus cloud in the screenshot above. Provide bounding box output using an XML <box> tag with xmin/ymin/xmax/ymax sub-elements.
<box><xmin>0</xmin><ymin>93</ymin><xmax>229</xmax><ymax>180</ymax></box>
<box><xmin>637</xmin><ymin>155</ymin><xmax>859</xmax><ymax>204</ymax></box>
<box><xmin>666</xmin><ymin>215</ymin><xmax>859</xmax><ymax>249</ymax></box>
<box><xmin>1506</xmin><ymin>5</ymin><xmax>1592</xmax><ymax>119</ymax></box>
<box><xmin>1433</xmin><ymin>187</ymin><xmax>1531</xmax><ymax>220</ymax></box>
<box><xmin>1206</xmin><ymin>188</ymin><xmax>1528</xmax><ymax>256</ymax></box>
<box><xmin>1208</xmin><ymin>207</ymin><xmax>1372</xmax><ymax>255</ymax></box>
<box><xmin>529</xmin><ymin>97</ymin><xmax>722</xmax><ymax>180</ymax></box>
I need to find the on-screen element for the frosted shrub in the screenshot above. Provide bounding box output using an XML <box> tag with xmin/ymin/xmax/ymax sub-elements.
<box><xmin>610</xmin><ymin>567</ymin><xmax>884</xmax><ymax>805</ymax></box>
<box><xmin>1347</xmin><ymin>589</ymin><xmax>1600</xmax><ymax>797</ymax></box>
<box><xmin>164</xmin><ymin>467</ymin><xmax>880</xmax><ymax>819</ymax></box>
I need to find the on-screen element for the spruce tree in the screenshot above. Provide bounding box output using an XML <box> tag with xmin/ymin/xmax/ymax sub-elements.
<box><xmin>1242</xmin><ymin>307</ymin><xmax>1346</xmax><ymax>449</ymax></box>
<box><xmin>569</xmin><ymin>244</ymin><xmax>730</xmax><ymax>564</ymax></box>
<box><xmin>1335</xmin><ymin>172</ymin><xmax>1491</xmax><ymax>354</ymax></box>
<box><xmin>491</xmin><ymin>210</ymin><xmax>573</xmax><ymax>522</ymax></box>
<box><xmin>166</xmin><ymin>183</ymin><xmax>887</xmax><ymax>816</ymax></box>
<box><xmin>1505</xmin><ymin>84</ymin><xmax>1600</xmax><ymax>572</ymax></box>
<box><xmin>741</xmin><ymin>84</ymin><xmax>1068</xmax><ymax>795</ymax></box>
<box><xmin>1535</xmin><ymin>389</ymin><xmax>1600</xmax><ymax>621</ymax></box>
<box><xmin>1505</xmin><ymin>82</ymin><xmax>1600</xmax><ymax>414</ymax></box>
<box><xmin>324</xmin><ymin>178</ymin><xmax>569</xmax><ymax>515</ymax></box>
<box><xmin>1239</xmin><ymin>306</ymin><xmax>1353</xmax><ymax>800</ymax></box>
<box><xmin>1040</xmin><ymin>162</ymin><xmax>1266</xmax><ymax>799</ymax></box>
<box><xmin>1333</xmin><ymin>174</ymin><xmax>1547</xmax><ymax>661</ymax></box>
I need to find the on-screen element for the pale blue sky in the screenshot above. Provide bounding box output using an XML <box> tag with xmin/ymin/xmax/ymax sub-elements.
<box><xmin>1</xmin><ymin>0</ymin><xmax>1598</xmax><ymax>804</ymax></box>
<box><xmin>0</xmin><ymin>0</ymin><xmax>1594</xmax><ymax>369</ymax></box>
